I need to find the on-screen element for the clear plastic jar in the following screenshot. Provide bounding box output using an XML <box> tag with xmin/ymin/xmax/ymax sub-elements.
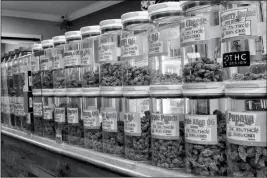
<box><xmin>33</xmin><ymin>96</ymin><xmax>43</xmax><ymax>137</ymax></box>
<box><xmin>80</xmin><ymin>26</ymin><xmax>101</xmax><ymax>96</ymax></box>
<box><xmin>31</xmin><ymin>44</ymin><xmax>43</xmax><ymax>95</ymax></box>
<box><xmin>2</xmin><ymin>53</ymin><xmax>10</xmax><ymax>126</ymax></box>
<box><xmin>54</xmin><ymin>96</ymin><xmax>68</xmax><ymax>143</ymax></box>
<box><xmin>7</xmin><ymin>51</ymin><xmax>15</xmax><ymax>127</ymax></box>
<box><xmin>151</xmin><ymin>97</ymin><xmax>185</xmax><ymax>169</ymax></box>
<box><xmin>22</xmin><ymin>50</ymin><xmax>32</xmax><ymax>93</ymax></box>
<box><xmin>124</xmin><ymin>97</ymin><xmax>151</xmax><ymax>161</ymax></box>
<box><xmin>64</xmin><ymin>31</ymin><xmax>82</xmax><ymax>95</ymax></box>
<box><xmin>226</xmin><ymin>97</ymin><xmax>267</xmax><ymax>177</ymax></box>
<box><xmin>121</xmin><ymin>11</ymin><xmax>150</xmax><ymax>96</ymax></box>
<box><xmin>12</xmin><ymin>49</ymin><xmax>20</xmax><ymax>98</ymax></box>
<box><xmin>82</xmin><ymin>96</ymin><xmax>102</xmax><ymax>152</ymax></box>
<box><xmin>67</xmin><ymin>96</ymin><xmax>84</xmax><ymax>146</ymax></box>
<box><xmin>221</xmin><ymin>1</ymin><xmax>267</xmax><ymax>96</ymax></box>
<box><xmin>52</xmin><ymin>36</ymin><xmax>66</xmax><ymax>95</ymax></box>
<box><xmin>42</xmin><ymin>95</ymin><xmax>55</xmax><ymax>139</ymax></box>
<box><xmin>41</xmin><ymin>40</ymin><xmax>54</xmax><ymax>95</ymax></box>
<box><xmin>99</xmin><ymin>19</ymin><xmax>123</xmax><ymax>96</ymax></box>
<box><xmin>184</xmin><ymin>97</ymin><xmax>227</xmax><ymax>176</ymax></box>
<box><xmin>148</xmin><ymin>2</ymin><xmax>183</xmax><ymax>96</ymax></box>
<box><xmin>101</xmin><ymin>97</ymin><xmax>124</xmax><ymax>156</ymax></box>
<box><xmin>180</xmin><ymin>1</ymin><xmax>224</xmax><ymax>96</ymax></box>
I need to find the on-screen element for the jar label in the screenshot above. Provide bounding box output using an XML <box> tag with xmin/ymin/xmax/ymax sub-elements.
<box><xmin>185</xmin><ymin>115</ymin><xmax>218</xmax><ymax>145</ymax></box>
<box><xmin>124</xmin><ymin>112</ymin><xmax>141</xmax><ymax>136</ymax></box>
<box><xmin>67</xmin><ymin>108</ymin><xmax>79</xmax><ymax>123</ymax></box>
<box><xmin>102</xmin><ymin>111</ymin><xmax>117</xmax><ymax>132</ymax></box>
<box><xmin>64</xmin><ymin>51</ymin><xmax>81</xmax><ymax>66</ymax></box>
<box><xmin>54</xmin><ymin>108</ymin><xmax>65</xmax><ymax>123</ymax></box>
<box><xmin>221</xmin><ymin>7</ymin><xmax>258</xmax><ymax>40</ymax></box>
<box><xmin>227</xmin><ymin>111</ymin><xmax>266</xmax><ymax>147</ymax></box>
<box><xmin>31</xmin><ymin>56</ymin><xmax>40</xmax><ymax>72</ymax></box>
<box><xmin>121</xmin><ymin>37</ymin><xmax>139</xmax><ymax>57</ymax></box>
<box><xmin>14</xmin><ymin>104</ymin><xmax>20</xmax><ymax>116</ymax></box>
<box><xmin>98</xmin><ymin>42</ymin><xmax>116</xmax><ymax>62</ymax></box>
<box><xmin>148</xmin><ymin>32</ymin><xmax>163</xmax><ymax>55</ymax></box>
<box><xmin>17</xmin><ymin>104</ymin><xmax>24</xmax><ymax>116</ymax></box>
<box><xmin>80</xmin><ymin>48</ymin><xmax>92</xmax><ymax>65</ymax></box>
<box><xmin>83</xmin><ymin>110</ymin><xmax>100</xmax><ymax>129</ymax></box>
<box><xmin>40</xmin><ymin>55</ymin><xmax>49</xmax><ymax>70</ymax></box>
<box><xmin>52</xmin><ymin>54</ymin><xmax>63</xmax><ymax>69</ymax></box>
<box><xmin>151</xmin><ymin>113</ymin><xmax>181</xmax><ymax>140</ymax></box>
<box><xmin>180</xmin><ymin>16</ymin><xmax>208</xmax><ymax>45</ymax></box>
<box><xmin>12</xmin><ymin>61</ymin><xmax>18</xmax><ymax>74</ymax></box>
<box><xmin>223</xmin><ymin>51</ymin><xmax>250</xmax><ymax>68</ymax></box>
<box><xmin>33</xmin><ymin>103</ymin><xmax>43</xmax><ymax>116</ymax></box>
<box><xmin>43</xmin><ymin>106</ymin><xmax>53</xmax><ymax>120</ymax></box>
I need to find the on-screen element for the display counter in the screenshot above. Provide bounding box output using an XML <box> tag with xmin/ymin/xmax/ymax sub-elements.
<box><xmin>1</xmin><ymin>126</ymin><xmax>195</xmax><ymax>177</ymax></box>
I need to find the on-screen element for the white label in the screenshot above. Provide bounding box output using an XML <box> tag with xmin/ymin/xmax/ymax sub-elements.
<box><xmin>67</xmin><ymin>108</ymin><xmax>79</xmax><ymax>123</ymax></box>
<box><xmin>54</xmin><ymin>108</ymin><xmax>65</xmax><ymax>123</ymax></box>
<box><xmin>121</xmin><ymin>37</ymin><xmax>139</xmax><ymax>57</ymax></box>
<box><xmin>80</xmin><ymin>48</ymin><xmax>92</xmax><ymax>65</ymax></box>
<box><xmin>99</xmin><ymin>42</ymin><xmax>115</xmax><ymax>62</ymax></box>
<box><xmin>124</xmin><ymin>113</ymin><xmax>141</xmax><ymax>136</ymax></box>
<box><xmin>31</xmin><ymin>56</ymin><xmax>39</xmax><ymax>72</ymax></box>
<box><xmin>33</xmin><ymin>103</ymin><xmax>43</xmax><ymax>116</ymax></box>
<box><xmin>83</xmin><ymin>110</ymin><xmax>100</xmax><ymax>129</ymax></box>
<box><xmin>64</xmin><ymin>51</ymin><xmax>80</xmax><ymax>66</ymax></box>
<box><xmin>102</xmin><ymin>111</ymin><xmax>117</xmax><ymax>132</ymax></box>
<box><xmin>52</xmin><ymin>54</ymin><xmax>63</xmax><ymax>69</ymax></box>
<box><xmin>40</xmin><ymin>55</ymin><xmax>49</xmax><ymax>70</ymax></box>
<box><xmin>43</xmin><ymin>106</ymin><xmax>53</xmax><ymax>120</ymax></box>
<box><xmin>148</xmin><ymin>32</ymin><xmax>163</xmax><ymax>55</ymax></box>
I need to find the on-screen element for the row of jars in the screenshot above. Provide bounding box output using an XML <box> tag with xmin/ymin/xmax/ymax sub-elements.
<box><xmin>13</xmin><ymin>1</ymin><xmax>267</xmax><ymax>99</ymax></box>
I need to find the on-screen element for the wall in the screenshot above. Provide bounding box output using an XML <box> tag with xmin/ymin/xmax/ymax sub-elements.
<box><xmin>71</xmin><ymin>1</ymin><xmax>141</xmax><ymax>30</ymax></box>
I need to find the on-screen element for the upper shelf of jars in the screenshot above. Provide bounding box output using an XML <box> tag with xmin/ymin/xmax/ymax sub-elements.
<box><xmin>1</xmin><ymin>1</ymin><xmax>266</xmax><ymax>98</ymax></box>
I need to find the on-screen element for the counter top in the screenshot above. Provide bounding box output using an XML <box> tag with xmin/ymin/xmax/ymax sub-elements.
<box><xmin>1</xmin><ymin>126</ymin><xmax>196</xmax><ymax>177</ymax></box>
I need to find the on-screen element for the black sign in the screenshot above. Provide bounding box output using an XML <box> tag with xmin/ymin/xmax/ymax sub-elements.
<box><xmin>223</xmin><ymin>51</ymin><xmax>250</xmax><ymax>68</ymax></box>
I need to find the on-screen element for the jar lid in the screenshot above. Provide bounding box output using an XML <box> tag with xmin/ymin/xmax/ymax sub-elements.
<box><xmin>41</xmin><ymin>39</ymin><xmax>54</xmax><ymax>47</ymax></box>
<box><xmin>31</xmin><ymin>43</ymin><xmax>43</xmax><ymax>51</ymax></box>
<box><xmin>65</xmin><ymin>31</ymin><xmax>82</xmax><ymax>40</ymax></box>
<box><xmin>80</xmin><ymin>25</ymin><xmax>101</xmax><ymax>35</ymax></box>
<box><xmin>99</xmin><ymin>19</ymin><xmax>122</xmax><ymax>30</ymax></box>
<box><xmin>121</xmin><ymin>11</ymin><xmax>149</xmax><ymax>24</ymax></box>
<box><xmin>148</xmin><ymin>2</ymin><xmax>182</xmax><ymax>17</ymax></box>
<box><xmin>19</xmin><ymin>46</ymin><xmax>31</xmax><ymax>52</ymax></box>
<box><xmin>52</xmin><ymin>35</ymin><xmax>66</xmax><ymax>44</ymax></box>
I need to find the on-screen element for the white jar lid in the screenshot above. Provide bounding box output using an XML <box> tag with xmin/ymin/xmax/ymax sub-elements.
<box><xmin>31</xmin><ymin>43</ymin><xmax>42</xmax><ymax>51</ymax></box>
<box><xmin>121</xmin><ymin>11</ymin><xmax>149</xmax><ymax>24</ymax></box>
<box><xmin>65</xmin><ymin>31</ymin><xmax>82</xmax><ymax>40</ymax></box>
<box><xmin>80</xmin><ymin>25</ymin><xmax>100</xmax><ymax>35</ymax></box>
<box><xmin>99</xmin><ymin>19</ymin><xmax>122</xmax><ymax>30</ymax></box>
<box><xmin>41</xmin><ymin>39</ymin><xmax>53</xmax><ymax>47</ymax></box>
<box><xmin>148</xmin><ymin>2</ymin><xmax>182</xmax><ymax>17</ymax></box>
<box><xmin>52</xmin><ymin>36</ymin><xmax>66</xmax><ymax>44</ymax></box>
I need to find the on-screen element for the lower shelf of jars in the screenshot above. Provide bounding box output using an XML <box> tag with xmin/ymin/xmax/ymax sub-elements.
<box><xmin>1</xmin><ymin>126</ymin><xmax>196</xmax><ymax>177</ymax></box>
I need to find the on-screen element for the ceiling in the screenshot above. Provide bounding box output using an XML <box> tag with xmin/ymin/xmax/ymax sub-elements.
<box><xmin>1</xmin><ymin>1</ymin><xmax>123</xmax><ymax>22</ymax></box>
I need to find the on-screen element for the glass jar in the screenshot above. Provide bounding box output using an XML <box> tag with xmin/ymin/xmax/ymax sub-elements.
<box><xmin>80</xmin><ymin>26</ymin><xmax>101</xmax><ymax>96</ymax></box>
<box><xmin>121</xmin><ymin>11</ymin><xmax>150</xmax><ymax>96</ymax></box>
<box><xmin>22</xmin><ymin>49</ymin><xmax>32</xmax><ymax>93</ymax></box>
<box><xmin>226</xmin><ymin>97</ymin><xmax>267</xmax><ymax>177</ymax></box>
<box><xmin>180</xmin><ymin>1</ymin><xmax>224</xmax><ymax>96</ymax></box>
<box><xmin>7</xmin><ymin>51</ymin><xmax>15</xmax><ymax>127</ymax></box>
<box><xmin>33</xmin><ymin>96</ymin><xmax>43</xmax><ymax>137</ymax></box>
<box><xmin>99</xmin><ymin>19</ymin><xmax>123</xmax><ymax>96</ymax></box>
<box><xmin>42</xmin><ymin>95</ymin><xmax>55</xmax><ymax>139</ymax></box>
<box><xmin>41</xmin><ymin>40</ymin><xmax>54</xmax><ymax>95</ymax></box>
<box><xmin>54</xmin><ymin>96</ymin><xmax>68</xmax><ymax>144</ymax></box>
<box><xmin>13</xmin><ymin>49</ymin><xmax>20</xmax><ymax>99</ymax></box>
<box><xmin>67</xmin><ymin>96</ymin><xmax>84</xmax><ymax>146</ymax></box>
<box><xmin>3</xmin><ymin>53</ymin><xmax>10</xmax><ymax>126</ymax></box>
<box><xmin>124</xmin><ymin>97</ymin><xmax>151</xmax><ymax>161</ymax></box>
<box><xmin>151</xmin><ymin>97</ymin><xmax>185</xmax><ymax>168</ymax></box>
<box><xmin>82</xmin><ymin>96</ymin><xmax>102</xmax><ymax>152</ymax></box>
<box><xmin>148</xmin><ymin>2</ymin><xmax>184</xmax><ymax>96</ymax></box>
<box><xmin>101</xmin><ymin>97</ymin><xmax>124</xmax><ymax>156</ymax></box>
<box><xmin>1</xmin><ymin>55</ymin><xmax>6</xmax><ymax>125</ymax></box>
<box><xmin>64</xmin><ymin>31</ymin><xmax>82</xmax><ymax>95</ymax></box>
<box><xmin>52</xmin><ymin>36</ymin><xmax>66</xmax><ymax>95</ymax></box>
<box><xmin>31</xmin><ymin>44</ymin><xmax>43</xmax><ymax>95</ymax></box>
<box><xmin>221</xmin><ymin>1</ymin><xmax>267</xmax><ymax>96</ymax></box>
<box><xmin>184</xmin><ymin>97</ymin><xmax>227</xmax><ymax>176</ymax></box>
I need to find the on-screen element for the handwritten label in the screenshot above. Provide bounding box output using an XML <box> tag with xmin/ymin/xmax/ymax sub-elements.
<box><xmin>43</xmin><ymin>106</ymin><xmax>53</xmax><ymax>120</ymax></box>
<box><xmin>149</xmin><ymin>32</ymin><xmax>163</xmax><ymax>55</ymax></box>
<box><xmin>52</xmin><ymin>54</ymin><xmax>63</xmax><ymax>69</ymax></box>
<box><xmin>98</xmin><ymin>42</ymin><xmax>115</xmax><ymax>62</ymax></box>
<box><xmin>80</xmin><ymin>48</ymin><xmax>92</xmax><ymax>65</ymax></box>
<box><xmin>227</xmin><ymin>111</ymin><xmax>266</xmax><ymax>146</ymax></box>
<box><xmin>121</xmin><ymin>37</ymin><xmax>139</xmax><ymax>57</ymax></box>
<box><xmin>223</xmin><ymin>51</ymin><xmax>250</xmax><ymax>68</ymax></box>
<box><xmin>221</xmin><ymin>7</ymin><xmax>258</xmax><ymax>40</ymax></box>
<box><xmin>185</xmin><ymin>115</ymin><xmax>218</xmax><ymax>145</ymax></box>
<box><xmin>124</xmin><ymin>113</ymin><xmax>141</xmax><ymax>136</ymax></box>
<box><xmin>83</xmin><ymin>110</ymin><xmax>101</xmax><ymax>129</ymax></box>
<box><xmin>102</xmin><ymin>111</ymin><xmax>117</xmax><ymax>132</ymax></box>
<box><xmin>33</xmin><ymin>103</ymin><xmax>43</xmax><ymax>116</ymax></box>
<box><xmin>54</xmin><ymin>108</ymin><xmax>66</xmax><ymax>123</ymax></box>
<box><xmin>67</xmin><ymin>108</ymin><xmax>79</xmax><ymax>124</ymax></box>
<box><xmin>64</xmin><ymin>51</ymin><xmax>81</xmax><ymax>66</ymax></box>
<box><xmin>40</xmin><ymin>55</ymin><xmax>50</xmax><ymax>70</ymax></box>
